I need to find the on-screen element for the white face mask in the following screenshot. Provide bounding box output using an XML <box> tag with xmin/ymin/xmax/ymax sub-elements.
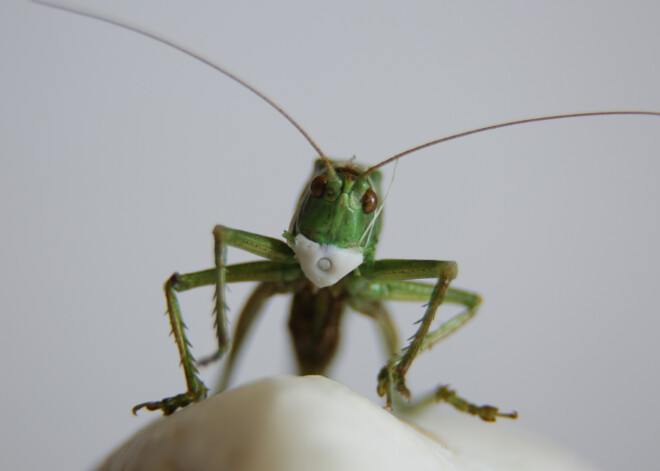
<box><xmin>290</xmin><ymin>234</ymin><xmax>364</xmax><ymax>288</ymax></box>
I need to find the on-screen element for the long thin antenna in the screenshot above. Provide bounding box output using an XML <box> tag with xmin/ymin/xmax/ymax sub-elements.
<box><xmin>33</xmin><ymin>0</ymin><xmax>336</xmax><ymax>174</ymax></box>
<box><xmin>363</xmin><ymin>111</ymin><xmax>660</xmax><ymax>176</ymax></box>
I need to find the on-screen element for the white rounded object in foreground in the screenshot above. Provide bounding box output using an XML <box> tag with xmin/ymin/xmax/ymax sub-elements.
<box><xmin>290</xmin><ymin>234</ymin><xmax>364</xmax><ymax>288</ymax></box>
<box><xmin>95</xmin><ymin>376</ymin><xmax>598</xmax><ymax>471</ymax></box>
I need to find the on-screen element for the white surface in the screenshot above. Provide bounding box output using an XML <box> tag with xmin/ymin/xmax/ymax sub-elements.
<box><xmin>291</xmin><ymin>233</ymin><xmax>364</xmax><ymax>288</ymax></box>
<box><xmin>96</xmin><ymin>376</ymin><xmax>596</xmax><ymax>471</ymax></box>
<box><xmin>1</xmin><ymin>1</ymin><xmax>659</xmax><ymax>470</ymax></box>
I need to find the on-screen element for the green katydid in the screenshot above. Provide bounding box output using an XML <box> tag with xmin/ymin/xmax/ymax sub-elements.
<box><xmin>36</xmin><ymin>0</ymin><xmax>660</xmax><ymax>421</ymax></box>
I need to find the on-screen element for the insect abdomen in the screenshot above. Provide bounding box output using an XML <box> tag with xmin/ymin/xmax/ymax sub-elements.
<box><xmin>288</xmin><ymin>283</ymin><xmax>347</xmax><ymax>375</ymax></box>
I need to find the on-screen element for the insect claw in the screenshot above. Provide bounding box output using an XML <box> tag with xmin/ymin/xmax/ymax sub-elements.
<box><xmin>499</xmin><ymin>410</ymin><xmax>519</xmax><ymax>420</ymax></box>
<box><xmin>132</xmin><ymin>403</ymin><xmax>145</xmax><ymax>415</ymax></box>
<box><xmin>433</xmin><ymin>385</ymin><xmax>517</xmax><ymax>422</ymax></box>
<box><xmin>395</xmin><ymin>383</ymin><xmax>411</xmax><ymax>401</ymax></box>
<box><xmin>133</xmin><ymin>386</ymin><xmax>208</xmax><ymax>416</ymax></box>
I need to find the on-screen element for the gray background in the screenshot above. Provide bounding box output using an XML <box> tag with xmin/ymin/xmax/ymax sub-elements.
<box><xmin>2</xmin><ymin>1</ymin><xmax>659</xmax><ymax>469</ymax></box>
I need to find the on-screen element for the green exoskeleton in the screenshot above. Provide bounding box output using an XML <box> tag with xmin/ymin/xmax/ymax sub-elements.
<box><xmin>136</xmin><ymin>154</ymin><xmax>503</xmax><ymax>418</ymax></box>
<box><xmin>37</xmin><ymin>1</ymin><xmax>660</xmax><ymax>421</ymax></box>
<box><xmin>137</xmin><ymin>156</ymin><xmax>497</xmax><ymax>417</ymax></box>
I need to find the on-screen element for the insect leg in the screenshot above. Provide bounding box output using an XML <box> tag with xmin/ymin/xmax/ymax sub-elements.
<box><xmin>131</xmin><ymin>273</ymin><xmax>210</xmax><ymax>415</ymax></box>
<box><xmin>216</xmin><ymin>281</ymin><xmax>292</xmax><ymax>392</ymax></box>
<box><xmin>213</xmin><ymin>225</ymin><xmax>296</xmax><ymax>361</ymax></box>
<box><xmin>353</xmin><ymin>302</ymin><xmax>400</xmax><ymax>359</ymax></box>
<box><xmin>367</xmin><ymin>280</ymin><xmax>515</xmax><ymax>420</ymax></box>
<box><xmin>132</xmin><ymin>233</ymin><xmax>300</xmax><ymax>415</ymax></box>
<box><xmin>379</xmin><ymin>284</ymin><xmax>483</xmax><ymax>353</ymax></box>
<box><xmin>360</xmin><ymin>260</ymin><xmax>457</xmax><ymax>405</ymax></box>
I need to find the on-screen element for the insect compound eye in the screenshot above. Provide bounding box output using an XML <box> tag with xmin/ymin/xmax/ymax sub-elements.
<box><xmin>362</xmin><ymin>188</ymin><xmax>378</xmax><ymax>214</ymax></box>
<box><xmin>310</xmin><ymin>175</ymin><xmax>329</xmax><ymax>197</ymax></box>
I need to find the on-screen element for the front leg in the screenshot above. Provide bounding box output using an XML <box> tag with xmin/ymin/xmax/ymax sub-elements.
<box><xmin>132</xmin><ymin>273</ymin><xmax>209</xmax><ymax>415</ymax></box>
<box><xmin>212</xmin><ymin>225</ymin><xmax>297</xmax><ymax>361</ymax></box>
<box><xmin>133</xmin><ymin>226</ymin><xmax>298</xmax><ymax>415</ymax></box>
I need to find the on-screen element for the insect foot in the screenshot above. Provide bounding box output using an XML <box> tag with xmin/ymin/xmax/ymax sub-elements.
<box><xmin>133</xmin><ymin>385</ymin><xmax>208</xmax><ymax>416</ymax></box>
<box><xmin>435</xmin><ymin>385</ymin><xmax>518</xmax><ymax>422</ymax></box>
<box><xmin>377</xmin><ymin>362</ymin><xmax>411</xmax><ymax>409</ymax></box>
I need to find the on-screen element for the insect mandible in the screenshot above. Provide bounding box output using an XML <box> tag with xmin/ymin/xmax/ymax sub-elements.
<box><xmin>37</xmin><ymin>0</ymin><xmax>660</xmax><ymax>421</ymax></box>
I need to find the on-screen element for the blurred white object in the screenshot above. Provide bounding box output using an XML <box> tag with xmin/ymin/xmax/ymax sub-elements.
<box><xmin>96</xmin><ymin>376</ymin><xmax>597</xmax><ymax>471</ymax></box>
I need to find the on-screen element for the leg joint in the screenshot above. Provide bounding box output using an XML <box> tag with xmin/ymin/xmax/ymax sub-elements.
<box><xmin>166</xmin><ymin>272</ymin><xmax>185</xmax><ymax>292</ymax></box>
<box><xmin>438</xmin><ymin>261</ymin><xmax>458</xmax><ymax>281</ymax></box>
<box><xmin>213</xmin><ymin>224</ymin><xmax>229</xmax><ymax>240</ymax></box>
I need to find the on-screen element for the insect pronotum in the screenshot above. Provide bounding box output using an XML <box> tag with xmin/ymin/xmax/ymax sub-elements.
<box><xmin>36</xmin><ymin>0</ymin><xmax>660</xmax><ymax>421</ymax></box>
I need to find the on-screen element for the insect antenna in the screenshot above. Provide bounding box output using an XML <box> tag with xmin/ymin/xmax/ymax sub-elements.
<box><xmin>33</xmin><ymin>0</ymin><xmax>337</xmax><ymax>176</ymax></box>
<box><xmin>362</xmin><ymin>111</ymin><xmax>660</xmax><ymax>176</ymax></box>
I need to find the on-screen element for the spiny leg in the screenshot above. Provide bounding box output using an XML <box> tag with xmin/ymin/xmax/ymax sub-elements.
<box><xmin>384</xmin><ymin>286</ymin><xmax>485</xmax><ymax>412</ymax></box>
<box><xmin>211</xmin><ymin>225</ymin><xmax>299</xmax><ymax>388</ymax></box>
<box><xmin>132</xmin><ymin>274</ymin><xmax>208</xmax><ymax>415</ymax></box>
<box><xmin>213</xmin><ymin>226</ymin><xmax>230</xmax><ymax>360</ymax></box>
<box><xmin>418</xmin><ymin>287</ymin><xmax>482</xmax><ymax>353</ymax></box>
<box><xmin>361</xmin><ymin>260</ymin><xmax>458</xmax><ymax>405</ymax></box>
<box><xmin>372</xmin><ymin>278</ymin><xmax>515</xmax><ymax>420</ymax></box>
<box><xmin>212</xmin><ymin>225</ymin><xmax>297</xmax><ymax>361</ymax></box>
<box><xmin>359</xmin><ymin>260</ymin><xmax>516</xmax><ymax>421</ymax></box>
<box><xmin>133</xmin><ymin>225</ymin><xmax>299</xmax><ymax>415</ymax></box>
